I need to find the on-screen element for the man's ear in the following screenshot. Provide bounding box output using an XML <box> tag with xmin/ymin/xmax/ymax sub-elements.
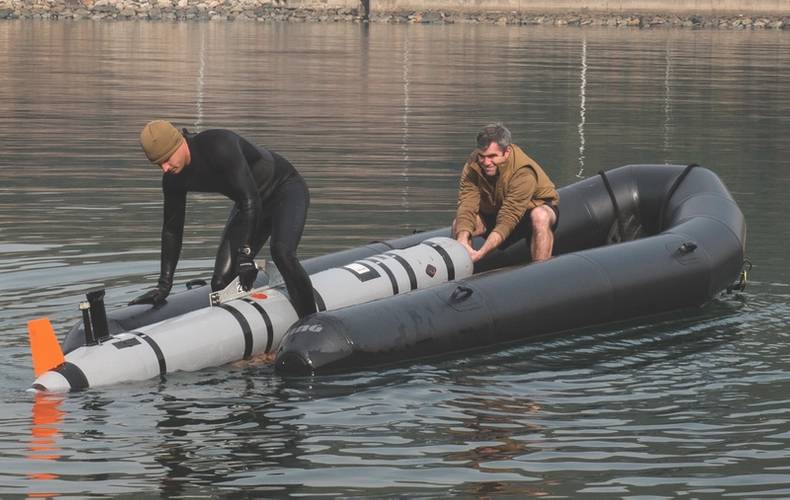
<box><xmin>503</xmin><ymin>146</ymin><xmax>511</xmax><ymax>159</ymax></box>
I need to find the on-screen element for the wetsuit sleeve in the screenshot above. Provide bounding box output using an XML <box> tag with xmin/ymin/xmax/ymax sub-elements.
<box><xmin>455</xmin><ymin>162</ymin><xmax>481</xmax><ymax>236</ymax></box>
<box><xmin>492</xmin><ymin>167</ymin><xmax>537</xmax><ymax>241</ymax></box>
<box><xmin>159</xmin><ymin>186</ymin><xmax>186</xmax><ymax>290</ymax></box>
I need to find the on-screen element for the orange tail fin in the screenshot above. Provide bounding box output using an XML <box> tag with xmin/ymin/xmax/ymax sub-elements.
<box><xmin>27</xmin><ymin>318</ymin><xmax>65</xmax><ymax>377</ymax></box>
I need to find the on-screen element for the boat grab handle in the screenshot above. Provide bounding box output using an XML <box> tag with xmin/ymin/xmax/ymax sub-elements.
<box><xmin>186</xmin><ymin>279</ymin><xmax>208</xmax><ymax>290</ymax></box>
<box><xmin>450</xmin><ymin>285</ymin><xmax>474</xmax><ymax>303</ymax></box>
<box><xmin>678</xmin><ymin>241</ymin><xmax>698</xmax><ymax>254</ymax></box>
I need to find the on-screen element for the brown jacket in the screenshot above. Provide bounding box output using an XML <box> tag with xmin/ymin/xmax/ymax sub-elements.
<box><xmin>455</xmin><ymin>144</ymin><xmax>559</xmax><ymax>241</ymax></box>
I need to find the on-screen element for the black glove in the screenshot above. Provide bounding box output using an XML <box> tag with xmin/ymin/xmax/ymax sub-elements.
<box><xmin>129</xmin><ymin>284</ymin><xmax>170</xmax><ymax>307</ymax></box>
<box><xmin>237</xmin><ymin>246</ymin><xmax>258</xmax><ymax>292</ymax></box>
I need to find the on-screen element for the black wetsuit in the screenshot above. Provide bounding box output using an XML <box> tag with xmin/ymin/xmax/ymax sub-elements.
<box><xmin>159</xmin><ymin>129</ymin><xmax>316</xmax><ymax>318</ymax></box>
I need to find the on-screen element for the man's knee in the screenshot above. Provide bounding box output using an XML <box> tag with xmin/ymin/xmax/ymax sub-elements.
<box><xmin>530</xmin><ymin>205</ymin><xmax>555</xmax><ymax>231</ymax></box>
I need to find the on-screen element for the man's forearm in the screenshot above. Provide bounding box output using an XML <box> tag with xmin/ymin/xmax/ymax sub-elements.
<box><xmin>476</xmin><ymin>231</ymin><xmax>503</xmax><ymax>259</ymax></box>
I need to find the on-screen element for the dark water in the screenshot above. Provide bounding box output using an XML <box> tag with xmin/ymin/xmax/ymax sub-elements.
<box><xmin>1</xmin><ymin>20</ymin><xmax>789</xmax><ymax>497</ymax></box>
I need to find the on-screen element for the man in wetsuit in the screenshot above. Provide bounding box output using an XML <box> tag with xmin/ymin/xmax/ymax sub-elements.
<box><xmin>454</xmin><ymin>123</ymin><xmax>559</xmax><ymax>263</ymax></box>
<box><xmin>129</xmin><ymin>120</ymin><xmax>317</xmax><ymax>319</ymax></box>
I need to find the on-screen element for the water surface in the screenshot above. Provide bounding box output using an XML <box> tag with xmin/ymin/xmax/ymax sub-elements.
<box><xmin>1</xmin><ymin>20</ymin><xmax>789</xmax><ymax>497</ymax></box>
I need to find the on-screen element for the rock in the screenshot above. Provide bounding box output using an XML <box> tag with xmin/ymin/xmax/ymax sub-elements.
<box><xmin>625</xmin><ymin>16</ymin><xmax>641</xmax><ymax>26</ymax></box>
<box><xmin>93</xmin><ymin>3</ymin><xmax>117</xmax><ymax>13</ymax></box>
<box><xmin>0</xmin><ymin>1</ymin><xmax>785</xmax><ymax>29</ymax></box>
<box><xmin>420</xmin><ymin>10</ymin><xmax>441</xmax><ymax>23</ymax></box>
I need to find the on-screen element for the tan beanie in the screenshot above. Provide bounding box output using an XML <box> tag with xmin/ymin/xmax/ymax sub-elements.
<box><xmin>140</xmin><ymin>120</ymin><xmax>185</xmax><ymax>164</ymax></box>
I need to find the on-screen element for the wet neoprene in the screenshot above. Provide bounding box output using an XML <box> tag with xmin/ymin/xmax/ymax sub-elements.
<box><xmin>146</xmin><ymin>128</ymin><xmax>316</xmax><ymax>318</ymax></box>
<box><xmin>236</xmin><ymin>248</ymin><xmax>257</xmax><ymax>291</ymax></box>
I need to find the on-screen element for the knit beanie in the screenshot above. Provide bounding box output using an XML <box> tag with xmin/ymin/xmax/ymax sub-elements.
<box><xmin>140</xmin><ymin>120</ymin><xmax>184</xmax><ymax>164</ymax></box>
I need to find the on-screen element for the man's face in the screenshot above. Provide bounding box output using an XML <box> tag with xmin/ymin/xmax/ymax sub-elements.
<box><xmin>476</xmin><ymin>142</ymin><xmax>510</xmax><ymax>177</ymax></box>
<box><xmin>158</xmin><ymin>143</ymin><xmax>188</xmax><ymax>175</ymax></box>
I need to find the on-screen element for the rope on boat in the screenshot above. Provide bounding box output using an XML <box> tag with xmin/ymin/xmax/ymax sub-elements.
<box><xmin>658</xmin><ymin>163</ymin><xmax>699</xmax><ymax>231</ymax></box>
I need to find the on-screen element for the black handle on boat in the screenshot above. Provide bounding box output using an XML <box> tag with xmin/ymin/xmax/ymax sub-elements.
<box><xmin>185</xmin><ymin>279</ymin><xmax>207</xmax><ymax>290</ymax></box>
<box><xmin>678</xmin><ymin>241</ymin><xmax>698</xmax><ymax>254</ymax></box>
<box><xmin>450</xmin><ymin>285</ymin><xmax>473</xmax><ymax>303</ymax></box>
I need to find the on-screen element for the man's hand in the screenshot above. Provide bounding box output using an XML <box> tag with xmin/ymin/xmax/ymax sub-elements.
<box><xmin>456</xmin><ymin>231</ymin><xmax>475</xmax><ymax>257</ymax></box>
<box><xmin>237</xmin><ymin>246</ymin><xmax>258</xmax><ymax>291</ymax></box>
<box><xmin>129</xmin><ymin>285</ymin><xmax>170</xmax><ymax>307</ymax></box>
<box><xmin>469</xmin><ymin>231</ymin><xmax>504</xmax><ymax>264</ymax></box>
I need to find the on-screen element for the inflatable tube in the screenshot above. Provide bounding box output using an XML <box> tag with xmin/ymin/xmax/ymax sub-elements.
<box><xmin>33</xmin><ymin>237</ymin><xmax>473</xmax><ymax>392</ymax></box>
<box><xmin>274</xmin><ymin>164</ymin><xmax>747</xmax><ymax>376</ymax></box>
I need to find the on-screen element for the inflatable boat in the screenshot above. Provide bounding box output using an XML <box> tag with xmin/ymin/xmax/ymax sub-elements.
<box><xmin>274</xmin><ymin>163</ymin><xmax>747</xmax><ymax>375</ymax></box>
<box><xmin>28</xmin><ymin>164</ymin><xmax>746</xmax><ymax>391</ymax></box>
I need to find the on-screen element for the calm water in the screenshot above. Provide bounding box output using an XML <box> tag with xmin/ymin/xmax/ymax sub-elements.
<box><xmin>1</xmin><ymin>20</ymin><xmax>789</xmax><ymax>498</ymax></box>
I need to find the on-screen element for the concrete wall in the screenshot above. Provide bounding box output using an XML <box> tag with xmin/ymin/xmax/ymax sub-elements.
<box><xmin>286</xmin><ymin>0</ymin><xmax>790</xmax><ymax>15</ymax></box>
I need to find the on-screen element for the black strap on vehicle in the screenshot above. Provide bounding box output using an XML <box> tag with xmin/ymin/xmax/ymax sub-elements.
<box><xmin>598</xmin><ymin>169</ymin><xmax>624</xmax><ymax>243</ymax></box>
<box><xmin>658</xmin><ymin>163</ymin><xmax>699</xmax><ymax>231</ymax></box>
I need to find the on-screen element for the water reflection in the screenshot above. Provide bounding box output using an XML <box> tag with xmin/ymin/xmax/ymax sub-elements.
<box><xmin>149</xmin><ymin>374</ymin><xmax>300</xmax><ymax>496</ymax></box>
<box><xmin>28</xmin><ymin>393</ymin><xmax>64</xmax><ymax>489</ymax></box>
<box><xmin>195</xmin><ymin>28</ymin><xmax>206</xmax><ymax>131</ymax></box>
<box><xmin>445</xmin><ymin>395</ymin><xmax>541</xmax><ymax>467</ymax></box>
<box><xmin>400</xmin><ymin>27</ymin><xmax>411</xmax><ymax>210</ymax></box>
<box><xmin>577</xmin><ymin>36</ymin><xmax>587</xmax><ymax>177</ymax></box>
<box><xmin>663</xmin><ymin>41</ymin><xmax>673</xmax><ymax>161</ymax></box>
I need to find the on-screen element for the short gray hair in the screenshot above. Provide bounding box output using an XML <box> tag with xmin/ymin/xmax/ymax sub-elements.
<box><xmin>476</xmin><ymin>123</ymin><xmax>511</xmax><ymax>151</ymax></box>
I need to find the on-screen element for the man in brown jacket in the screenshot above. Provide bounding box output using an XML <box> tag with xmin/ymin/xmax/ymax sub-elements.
<box><xmin>454</xmin><ymin>123</ymin><xmax>559</xmax><ymax>263</ymax></box>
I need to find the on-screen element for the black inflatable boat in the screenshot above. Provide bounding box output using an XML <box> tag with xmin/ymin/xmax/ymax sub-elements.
<box><xmin>274</xmin><ymin>164</ymin><xmax>748</xmax><ymax>376</ymax></box>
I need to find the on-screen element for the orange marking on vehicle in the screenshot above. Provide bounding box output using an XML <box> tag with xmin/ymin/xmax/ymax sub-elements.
<box><xmin>250</xmin><ymin>292</ymin><xmax>268</xmax><ymax>300</ymax></box>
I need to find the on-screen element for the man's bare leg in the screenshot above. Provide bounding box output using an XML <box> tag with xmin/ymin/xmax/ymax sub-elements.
<box><xmin>530</xmin><ymin>205</ymin><xmax>557</xmax><ymax>262</ymax></box>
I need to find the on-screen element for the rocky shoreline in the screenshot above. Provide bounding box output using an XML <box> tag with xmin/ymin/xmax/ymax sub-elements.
<box><xmin>0</xmin><ymin>1</ymin><xmax>787</xmax><ymax>29</ymax></box>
